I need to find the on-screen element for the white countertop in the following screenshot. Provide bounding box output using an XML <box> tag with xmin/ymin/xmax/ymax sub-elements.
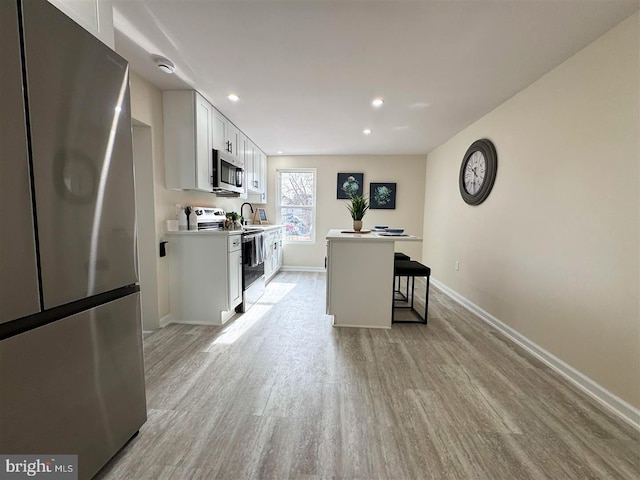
<box><xmin>326</xmin><ymin>229</ymin><xmax>422</xmax><ymax>242</ymax></box>
<box><xmin>165</xmin><ymin>229</ymin><xmax>242</xmax><ymax>236</ymax></box>
<box><xmin>165</xmin><ymin>224</ymin><xmax>283</xmax><ymax>236</ymax></box>
<box><xmin>242</xmin><ymin>224</ymin><xmax>284</xmax><ymax>232</ymax></box>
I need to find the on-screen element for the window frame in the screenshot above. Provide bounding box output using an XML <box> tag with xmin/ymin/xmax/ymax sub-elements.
<box><xmin>276</xmin><ymin>168</ymin><xmax>317</xmax><ymax>244</ymax></box>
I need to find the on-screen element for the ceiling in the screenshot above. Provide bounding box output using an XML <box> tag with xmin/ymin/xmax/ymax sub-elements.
<box><xmin>113</xmin><ymin>0</ymin><xmax>638</xmax><ymax>156</ymax></box>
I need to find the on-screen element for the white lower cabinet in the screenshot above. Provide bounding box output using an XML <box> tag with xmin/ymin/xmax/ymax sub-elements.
<box><xmin>166</xmin><ymin>232</ymin><xmax>243</xmax><ymax>325</ymax></box>
<box><xmin>228</xmin><ymin>241</ymin><xmax>242</xmax><ymax>308</ymax></box>
<box><xmin>264</xmin><ymin>227</ymin><xmax>283</xmax><ymax>283</ymax></box>
<box><xmin>275</xmin><ymin>231</ymin><xmax>283</xmax><ymax>269</ymax></box>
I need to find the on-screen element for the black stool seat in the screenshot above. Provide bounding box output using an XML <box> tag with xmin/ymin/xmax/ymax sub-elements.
<box><xmin>393</xmin><ymin>260</ymin><xmax>431</xmax><ymax>324</ymax></box>
<box><xmin>394</xmin><ymin>260</ymin><xmax>430</xmax><ymax>277</ymax></box>
<box><xmin>393</xmin><ymin>253</ymin><xmax>411</xmax><ymax>300</ymax></box>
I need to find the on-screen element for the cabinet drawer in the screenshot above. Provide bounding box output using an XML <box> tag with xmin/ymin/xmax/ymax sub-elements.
<box><xmin>228</xmin><ymin>234</ymin><xmax>242</xmax><ymax>252</ymax></box>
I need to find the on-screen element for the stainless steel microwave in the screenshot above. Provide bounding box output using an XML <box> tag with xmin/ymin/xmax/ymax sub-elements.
<box><xmin>212</xmin><ymin>149</ymin><xmax>244</xmax><ymax>195</ymax></box>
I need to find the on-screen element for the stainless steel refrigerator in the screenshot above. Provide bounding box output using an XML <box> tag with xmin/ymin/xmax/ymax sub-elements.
<box><xmin>0</xmin><ymin>1</ymin><xmax>147</xmax><ymax>478</ymax></box>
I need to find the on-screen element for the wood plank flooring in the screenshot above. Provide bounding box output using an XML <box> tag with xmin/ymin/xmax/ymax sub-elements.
<box><xmin>95</xmin><ymin>271</ymin><xmax>639</xmax><ymax>480</ymax></box>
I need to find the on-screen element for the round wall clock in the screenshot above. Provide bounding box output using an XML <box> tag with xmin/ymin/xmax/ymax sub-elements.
<box><xmin>459</xmin><ymin>138</ymin><xmax>497</xmax><ymax>205</ymax></box>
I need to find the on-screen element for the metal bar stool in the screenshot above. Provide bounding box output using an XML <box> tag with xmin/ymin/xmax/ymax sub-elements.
<box><xmin>394</xmin><ymin>252</ymin><xmax>411</xmax><ymax>300</ymax></box>
<box><xmin>392</xmin><ymin>260</ymin><xmax>430</xmax><ymax>324</ymax></box>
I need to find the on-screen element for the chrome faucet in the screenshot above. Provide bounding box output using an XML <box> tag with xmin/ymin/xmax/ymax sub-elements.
<box><xmin>241</xmin><ymin>202</ymin><xmax>254</xmax><ymax>225</ymax></box>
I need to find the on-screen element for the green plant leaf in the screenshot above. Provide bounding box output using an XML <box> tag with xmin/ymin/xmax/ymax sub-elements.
<box><xmin>346</xmin><ymin>194</ymin><xmax>369</xmax><ymax>220</ymax></box>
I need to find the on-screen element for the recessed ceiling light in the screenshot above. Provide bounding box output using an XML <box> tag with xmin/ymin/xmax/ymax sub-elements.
<box><xmin>228</xmin><ymin>94</ymin><xmax>239</xmax><ymax>102</ymax></box>
<box><xmin>277</xmin><ymin>150</ymin><xmax>283</xmax><ymax>154</ymax></box>
<box><xmin>154</xmin><ymin>56</ymin><xmax>175</xmax><ymax>74</ymax></box>
<box><xmin>372</xmin><ymin>98</ymin><xmax>384</xmax><ymax>108</ymax></box>
<box><xmin>363</xmin><ymin>129</ymin><xmax>372</xmax><ymax>135</ymax></box>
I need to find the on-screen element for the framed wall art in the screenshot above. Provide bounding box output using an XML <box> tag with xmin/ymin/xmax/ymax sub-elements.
<box><xmin>336</xmin><ymin>173</ymin><xmax>363</xmax><ymax>199</ymax></box>
<box><xmin>254</xmin><ymin>208</ymin><xmax>269</xmax><ymax>224</ymax></box>
<box><xmin>370</xmin><ymin>182</ymin><xmax>396</xmax><ymax>209</ymax></box>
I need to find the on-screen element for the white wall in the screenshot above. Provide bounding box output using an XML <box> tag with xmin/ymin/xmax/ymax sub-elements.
<box><xmin>422</xmin><ymin>14</ymin><xmax>639</xmax><ymax>409</ymax></box>
<box><xmin>267</xmin><ymin>155</ymin><xmax>426</xmax><ymax>268</ymax></box>
<box><xmin>128</xmin><ymin>72</ymin><xmax>248</xmax><ymax>325</ymax></box>
<box><xmin>132</xmin><ymin>123</ymin><xmax>159</xmax><ymax>331</ymax></box>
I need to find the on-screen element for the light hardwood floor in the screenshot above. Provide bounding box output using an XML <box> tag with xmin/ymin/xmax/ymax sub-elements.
<box><xmin>96</xmin><ymin>271</ymin><xmax>639</xmax><ymax>479</ymax></box>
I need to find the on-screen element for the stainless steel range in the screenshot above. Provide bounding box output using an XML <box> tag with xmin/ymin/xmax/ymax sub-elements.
<box><xmin>192</xmin><ymin>206</ymin><xmax>226</xmax><ymax>230</ymax></box>
<box><xmin>241</xmin><ymin>230</ymin><xmax>266</xmax><ymax>312</ymax></box>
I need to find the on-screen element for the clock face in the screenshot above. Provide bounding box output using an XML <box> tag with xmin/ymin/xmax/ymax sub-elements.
<box><xmin>463</xmin><ymin>150</ymin><xmax>486</xmax><ymax>195</ymax></box>
<box><xmin>459</xmin><ymin>139</ymin><xmax>497</xmax><ymax>205</ymax></box>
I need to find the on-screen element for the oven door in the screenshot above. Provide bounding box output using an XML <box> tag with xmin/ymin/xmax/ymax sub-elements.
<box><xmin>241</xmin><ymin>231</ymin><xmax>265</xmax><ymax>312</ymax></box>
<box><xmin>242</xmin><ymin>232</ymin><xmax>265</xmax><ymax>288</ymax></box>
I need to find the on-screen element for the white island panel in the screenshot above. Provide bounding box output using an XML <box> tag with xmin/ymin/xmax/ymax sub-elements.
<box><xmin>325</xmin><ymin>229</ymin><xmax>422</xmax><ymax>329</ymax></box>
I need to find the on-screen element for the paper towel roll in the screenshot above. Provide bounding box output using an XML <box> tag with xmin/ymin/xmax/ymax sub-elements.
<box><xmin>166</xmin><ymin>219</ymin><xmax>179</xmax><ymax>232</ymax></box>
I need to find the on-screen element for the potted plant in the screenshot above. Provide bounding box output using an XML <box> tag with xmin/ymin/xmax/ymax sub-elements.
<box><xmin>225</xmin><ymin>211</ymin><xmax>242</xmax><ymax>230</ymax></box>
<box><xmin>346</xmin><ymin>193</ymin><xmax>369</xmax><ymax>231</ymax></box>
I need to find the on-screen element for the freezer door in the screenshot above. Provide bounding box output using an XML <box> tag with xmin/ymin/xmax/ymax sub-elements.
<box><xmin>0</xmin><ymin>0</ymin><xmax>41</xmax><ymax>323</ymax></box>
<box><xmin>0</xmin><ymin>293</ymin><xmax>147</xmax><ymax>480</ymax></box>
<box><xmin>21</xmin><ymin>0</ymin><xmax>138</xmax><ymax>309</ymax></box>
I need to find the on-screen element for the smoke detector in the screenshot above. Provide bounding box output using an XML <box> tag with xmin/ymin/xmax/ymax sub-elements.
<box><xmin>154</xmin><ymin>56</ymin><xmax>175</xmax><ymax>74</ymax></box>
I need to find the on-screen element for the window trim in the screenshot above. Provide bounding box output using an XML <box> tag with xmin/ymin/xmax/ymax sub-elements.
<box><xmin>276</xmin><ymin>168</ymin><xmax>317</xmax><ymax>244</ymax></box>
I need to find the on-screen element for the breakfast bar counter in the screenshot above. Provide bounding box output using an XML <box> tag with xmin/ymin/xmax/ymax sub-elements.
<box><xmin>325</xmin><ymin>229</ymin><xmax>422</xmax><ymax>329</ymax></box>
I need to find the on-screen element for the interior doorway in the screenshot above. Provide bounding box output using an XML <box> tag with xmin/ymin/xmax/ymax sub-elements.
<box><xmin>132</xmin><ymin>120</ymin><xmax>160</xmax><ymax>331</ymax></box>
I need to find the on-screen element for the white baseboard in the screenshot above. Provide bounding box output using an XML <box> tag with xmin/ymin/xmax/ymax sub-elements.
<box><xmin>159</xmin><ymin>313</ymin><xmax>173</xmax><ymax>328</ymax></box>
<box><xmin>431</xmin><ymin>277</ymin><xmax>640</xmax><ymax>432</ymax></box>
<box><xmin>280</xmin><ymin>265</ymin><xmax>326</xmax><ymax>273</ymax></box>
<box><xmin>169</xmin><ymin>319</ymin><xmax>221</xmax><ymax>326</ymax></box>
<box><xmin>333</xmin><ymin>323</ymin><xmax>391</xmax><ymax>330</ymax></box>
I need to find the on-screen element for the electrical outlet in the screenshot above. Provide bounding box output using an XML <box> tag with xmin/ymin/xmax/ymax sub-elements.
<box><xmin>455</xmin><ymin>261</ymin><xmax>460</xmax><ymax>271</ymax></box>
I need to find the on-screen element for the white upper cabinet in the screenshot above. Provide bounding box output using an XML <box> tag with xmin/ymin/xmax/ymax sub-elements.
<box><xmin>245</xmin><ymin>140</ymin><xmax>257</xmax><ymax>193</ymax></box>
<box><xmin>257</xmin><ymin>149</ymin><xmax>267</xmax><ymax>196</ymax></box>
<box><xmin>163</xmin><ymin>91</ymin><xmax>214</xmax><ymax>192</ymax></box>
<box><xmin>238</xmin><ymin>132</ymin><xmax>246</xmax><ymax>165</ymax></box>
<box><xmin>247</xmin><ymin>148</ymin><xmax>267</xmax><ymax>204</ymax></box>
<box><xmin>212</xmin><ymin>108</ymin><xmax>243</xmax><ymax>166</ymax></box>
<box><xmin>163</xmin><ymin>89</ymin><xmax>266</xmax><ymax>196</ymax></box>
<box><xmin>227</xmin><ymin>122</ymin><xmax>241</xmax><ymax>165</ymax></box>
<box><xmin>48</xmin><ymin>0</ymin><xmax>114</xmax><ymax>48</ymax></box>
<box><xmin>212</xmin><ymin>108</ymin><xmax>227</xmax><ymax>153</ymax></box>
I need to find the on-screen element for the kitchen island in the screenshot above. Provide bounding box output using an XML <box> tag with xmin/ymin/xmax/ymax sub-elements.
<box><xmin>325</xmin><ymin>229</ymin><xmax>422</xmax><ymax>329</ymax></box>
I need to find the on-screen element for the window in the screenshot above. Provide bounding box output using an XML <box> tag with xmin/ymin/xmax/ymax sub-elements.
<box><xmin>277</xmin><ymin>169</ymin><xmax>316</xmax><ymax>243</ymax></box>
